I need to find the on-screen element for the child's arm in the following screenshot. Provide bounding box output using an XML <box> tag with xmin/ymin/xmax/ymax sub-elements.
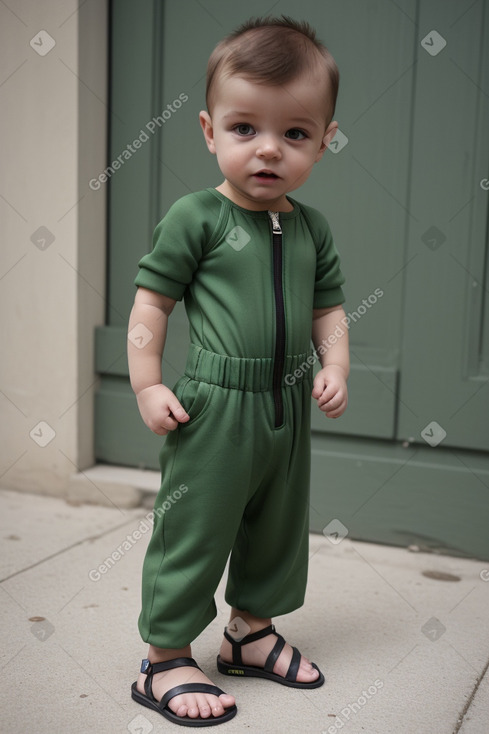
<box><xmin>311</xmin><ymin>305</ymin><xmax>350</xmax><ymax>418</ymax></box>
<box><xmin>127</xmin><ymin>286</ymin><xmax>189</xmax><ymax>435</ymax></box>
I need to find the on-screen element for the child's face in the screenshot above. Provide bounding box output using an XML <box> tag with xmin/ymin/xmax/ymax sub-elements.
<box><xmin>200</xmin><ymin>73</ymin><xmax>338</xmax><ymax>211</ymax></box>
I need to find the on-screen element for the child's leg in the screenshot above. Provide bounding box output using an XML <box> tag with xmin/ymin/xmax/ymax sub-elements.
<box><xmin>225</xmin><ymin>378</ymin><xmax>312</xmax><ymax>616</ymax></box>
<box><xmin>221</xmin><ymin>378</ymin><xmax>319</xmax><ymax>682</ymax></box>
<box><xmin>138</xmin><ymin>379</ymin><xmax>280</xmax><ymax>650</ymax></box>
<box><xmin>135</xmin><ymin>377</ymin><xmax>276</xmax><ymax>716</ymax></box>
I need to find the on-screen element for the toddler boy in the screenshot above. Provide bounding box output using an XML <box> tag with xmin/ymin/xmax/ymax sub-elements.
<box><xmin>129</xmin><ymin>15</ymin><xmax>349</xmax><ymax>727</ymax></box>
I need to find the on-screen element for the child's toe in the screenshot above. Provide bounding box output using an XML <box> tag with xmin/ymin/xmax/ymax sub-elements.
<box><xmin>219</xmin><ymin>692</ymin><xmax>236</xmax><ymax>708</ymax></box>
<box><xmin>168</xmin><ymin>693</ymin><xmax>190</xmax><ymax>717</ymax></box>
<box><xmin>296</xmin><ymin>657</ymin><xmax>320</xmax><ymax>682</ymax></box>
<box><xmin>195</xmin><ymin>693</ymin><xmax>213</xmax><ymax>718</ymax></box>
<box><xmin>186</xmin><ymin>698</ymin><xmax>201</xmax><ymax>719</ymax></box>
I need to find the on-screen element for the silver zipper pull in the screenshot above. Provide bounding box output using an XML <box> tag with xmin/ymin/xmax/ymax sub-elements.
<box><xmin>268</xmin><ymin>211</ymin><xmax>282</xmax><ymax>234</ymax></box>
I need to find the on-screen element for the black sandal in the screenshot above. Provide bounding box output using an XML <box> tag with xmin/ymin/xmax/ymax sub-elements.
<box><xmin>131</xmin><ymin>657</ymin><xmax>238</xmax><ymax>727</ymax></box>
<box><xmin>216</xmin><ymin>624</ymin><xmax>325</xmax><ymax>689</ymax></box>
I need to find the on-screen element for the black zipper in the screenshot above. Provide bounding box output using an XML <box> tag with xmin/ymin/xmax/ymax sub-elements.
<box><xmin>269</xmin><ymin>211</ymin><xmax>285</xmax><ymax>428</ymax></box>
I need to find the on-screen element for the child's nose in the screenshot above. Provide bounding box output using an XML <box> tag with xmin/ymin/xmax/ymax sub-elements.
<box><xmin>256</xmin><ymin>136</ymin><xmax>281</xmax><ymax>159</ymax></box>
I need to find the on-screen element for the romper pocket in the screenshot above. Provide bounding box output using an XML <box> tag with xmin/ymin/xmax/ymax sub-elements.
<box><xmin>172</xmin><ymin>376</ymin><xmax>214</xmax><ymax>427</ymax></box>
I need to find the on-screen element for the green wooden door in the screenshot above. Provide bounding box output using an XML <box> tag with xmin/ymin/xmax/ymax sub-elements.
<box><xmin>95</xmin><ymin>0</ymin><xmax>489</xmax><ymax>559</ymax></box>
<box><xmin>397</xmin><ymin>0</ymin><xmax>489</xmax><ymax>452</ymax></box>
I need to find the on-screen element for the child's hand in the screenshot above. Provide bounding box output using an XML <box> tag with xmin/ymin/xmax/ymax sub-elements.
<box><xmin>136</xmin><ymin>384</ymin><xmax>190</xmax><ymax>435</ymax></box>
<box><xmin>312</xmin><ymin>365</ymin><xmax>348</xmax><ymax>419</ymax></box>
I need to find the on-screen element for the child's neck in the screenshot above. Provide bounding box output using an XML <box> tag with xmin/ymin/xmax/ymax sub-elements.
<box><xmin>215</xmin><ymin>182</ymin><xmax>293</xmax><ymax>213</ymax></box>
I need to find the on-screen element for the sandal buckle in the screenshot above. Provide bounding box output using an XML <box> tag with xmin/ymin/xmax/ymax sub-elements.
<box><xmin>140</xmin><ymin>658</ymin><xmax>151</xmax><ymax>674</ymax></box>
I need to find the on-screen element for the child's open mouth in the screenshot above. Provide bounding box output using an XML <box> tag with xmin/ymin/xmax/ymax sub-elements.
<box><xmin>254</xmin><ymin>171</ymin><xmax>279</xmax><ymax>180</ymax></box>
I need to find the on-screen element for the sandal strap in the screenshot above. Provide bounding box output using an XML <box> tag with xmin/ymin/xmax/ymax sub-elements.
<box><xmin>285</xmin><ymin>646</ymin><xmax>301</xmax><ymax>682</ymax></box>
<box><xmin>223</xmin><ymin>624</ymin><xmax>276</xmax><ymax>666</ymax></box>
<box><xmin>160</xmin><ymin>682</ymin><xmax>225</xmax><ymax>711</ymax></box>
<box><xmin>222</xmin><ymin>629</ymin><xmax>242</xmax><ymax>666</ymax></box>
<box><xmin>264</xmin><ymin>633</ymin><xmax>286</xmax><ymax>674</ymax></box>
<box><xmin>140</xmin><ymin>657</ymin><xmax>201</xmax><ymax>701</ymax></box>
<box><xmin>222</xmin><ymin>625</ymin><xmax>304</xmax><ymax>682</ymax></box>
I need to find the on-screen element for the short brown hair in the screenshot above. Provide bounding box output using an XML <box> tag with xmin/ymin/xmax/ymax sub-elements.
<box><xmin>205</xmin><ymin>16</ymin><xmax>339</xmax><ymax>124</ymax></box>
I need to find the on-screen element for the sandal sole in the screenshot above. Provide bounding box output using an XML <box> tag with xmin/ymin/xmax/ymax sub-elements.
<box><xmin>216</xmin><ymin>656</ymin><xmax>325</xmax><ymax>689</ymax></box>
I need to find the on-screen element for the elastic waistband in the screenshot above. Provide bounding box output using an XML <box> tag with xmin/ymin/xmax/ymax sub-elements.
<box><xmin>184</xmin><ymin>344</ymin><xmax>314</xmax><ymax>391</ymax></box>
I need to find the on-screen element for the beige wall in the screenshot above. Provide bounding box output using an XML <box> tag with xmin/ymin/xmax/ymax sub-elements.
<box><xmin>0</xmin><ymin>0</ymin><xmax>108</xmax><ymax>496</ymax></box>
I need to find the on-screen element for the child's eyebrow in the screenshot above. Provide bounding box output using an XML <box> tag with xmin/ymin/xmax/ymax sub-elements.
<box><xmin>288</xmin><ymin>117</ymin><xmax>321</xmax><ymax>127</ymax></box>
<box><xmin>221</xmin><ymin>111</ymin><xmax>256</xmax><ymax>119</ymax></box>
<box><xmin>221</xmin><ymin>111</ymin><xmax>320</xmax><ymax>128</ymax></box>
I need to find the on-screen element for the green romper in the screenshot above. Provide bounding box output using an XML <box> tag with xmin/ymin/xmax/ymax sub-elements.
<box><xmin>134</xmin><ymin>188</ymin><xmax>345</xmax><ymax>649</ymax></box>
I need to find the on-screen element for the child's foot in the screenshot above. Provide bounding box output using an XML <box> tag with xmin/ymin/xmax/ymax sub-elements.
<box><xmin>218</xmin><ymin>625</ymin><xmax>320</xmax><ymax>683</ymax></box>
<box><xmin>137</xmin><ymin>645</ymin><xmax>236</xmax><ymax>721</ymax></box>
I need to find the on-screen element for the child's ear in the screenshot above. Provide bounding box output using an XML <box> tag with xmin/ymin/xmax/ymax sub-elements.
<box><xmin>316</xmin><ymin>120</ymin><xmax>339</xmax><ymax>161</ymax></box>
<box><xmin>199</xmin><ymin>111</ymin><xmax>216</xmax><ymax>154</ymax></box>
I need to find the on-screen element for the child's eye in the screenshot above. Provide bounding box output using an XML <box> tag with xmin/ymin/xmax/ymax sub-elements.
<box><xmin>285</xmin><ymin>128</ymin><xmax>307</xmax><ymax>140</ymax></box>
<box><xmin>234</xmin><ymin>124</ymin><xmax>255</xmax><ymax>136</ymax></box>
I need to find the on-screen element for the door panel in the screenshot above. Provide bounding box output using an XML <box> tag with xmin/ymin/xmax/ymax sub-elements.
<box><xmin>397</xmin><ymin>0</ymin><xmax>489</xmax><ymax>451</ymax></box>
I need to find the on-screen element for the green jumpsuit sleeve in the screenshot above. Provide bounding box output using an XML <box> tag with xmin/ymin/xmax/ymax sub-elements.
<box><xmin>301</xmin><ymin>204</ymin><xmax>346</xmax><ymax>309</ymax></box>
<box><xmin>134</xmin><ymin>193</ymin><xmax>216</xmax><ymax>301</ymax></box>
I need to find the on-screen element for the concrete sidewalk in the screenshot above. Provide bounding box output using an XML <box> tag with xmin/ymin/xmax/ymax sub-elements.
<box><xmin>1</xmin><ymin>486</ymin><xmax>488</xmax><ymax>734</ymax></box>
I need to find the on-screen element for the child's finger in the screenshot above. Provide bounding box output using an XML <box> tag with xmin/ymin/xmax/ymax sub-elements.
<box><xmin>325</xmin><ymin>401</ymin><xmax>346</xmax><ymax>418</ymax></box>
<box><xmin>152</xmin><ymin>424</ymin><xmax>169</xmax><ymax>436</ymax></box>
<box><xmin>311</xmin><ymin>373</ymin><xmax>326</xmax><ymax>399</ymax></box>
<box><xmin>318</xmin><ymin>387</ymin><xmax>343</xmax><ymax>410</ymax></box>
<box><xmin>322</xmin><ymin>392</ymin><xmax>348</xmax><ymax>418</ymax></box>
<box><xmin>316</xmin><ymin>381</ymin><xmax>338</xmax><ymax>406</ymax></box>
<box><xmin>167</xmin><ymin>397</ymin><xmax>190</xmax><ymax>423</ymax></box>
<box><xmin>149</xmin><ymin>403</ymin><xmax>189</xmax><ymax>435</ymax></box>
